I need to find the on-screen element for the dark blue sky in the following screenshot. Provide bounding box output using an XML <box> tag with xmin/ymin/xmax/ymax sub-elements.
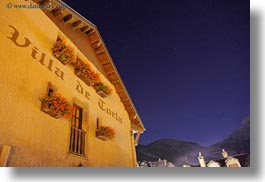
<box><xmin>62</xmin><ymin>0</ymin><xmax>250</xmax><ymax>146</ymax></box>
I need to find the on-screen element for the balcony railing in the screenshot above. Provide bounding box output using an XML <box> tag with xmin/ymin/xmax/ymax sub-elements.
<box><xmin>69</xmin><ymin>127</ymin><xmax>86</xmax><ymax>156</ymax></box>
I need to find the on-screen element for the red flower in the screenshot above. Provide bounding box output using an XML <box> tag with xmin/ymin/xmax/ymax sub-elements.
<box><xmin>52</xmin><ymin>40</ymin><xmax>76</xmax><ymax>64</ymax></box>
<box><xmin>94</xmin><ymin>82</ymin><xmax>112</xmax><ymax>94</ymax></box>
<box><xmin>40</xmin><ymin>93</ymin><xmax>73</xmax><ymax>119</ymax></box>
<box><xmin>97</xmin><ymin>126</ymin><xmax>115</xmax><ymax>139</ymax></box>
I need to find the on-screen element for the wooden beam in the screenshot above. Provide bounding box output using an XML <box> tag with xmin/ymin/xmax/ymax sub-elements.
<box><xmin>85</xmin><ymin>29</ymin><xmax>95</xmax><ymax>35</ymax></box>
<box><xmin>118</xmin><ymin>92</ymin><xmax>127</xmax><ymax>99</ymax></box>
<box><xmin>125</xmin><ymin>106</ymin><xmax>133</xmax><ymax>111</ymax></box>
<box><xmin>123</xmin><ymin>102</ymin><xmax>132</xmax><ymax>107</ymax></box>
<box><xmin>122</xmin><ymin>99</ymin><xmax>131</xmax><ymax>104</ymax></box>
<box><xmin>129</xmin><ymin>113</ymin><xmax>137</xmax><ymax>120</ymax></box>
<box><xmin>80</xmin><ymin>25</ymin><xmax>89</xmax><ymax>32</ymax></box>
<box><xmin>39</xmin><ymin>0</ymin><xmax>51</xmax><ymax>6</ymax></box>
<box><xmin>72</xmin><ymin>20</ymin><xmax>82</xmax><ymax>28</ymax></box>
<box><xmin>134</xmin><ymin>132</ymin><xmax>141</xmax><ymax>146</ymax></box>
<box><xmin>103</xmin><ymin>63</ymin><xmax>114</xmax><ymax>70</ymax></box>
<box><xmin>50</xmin><ymin>8</ymin><xmax>64</xmax><ymax>16</ymax></box>
<box><xmin>116</xmin><ymin>86</ymin><xmax>123</xmax><ymax>93</ymax></box>
<box><xmin>111</xmin><ymin>80</ymin><xmax>120</xmax><ymax>84</ymax></box>
<box><xmin>117</xmin><ymin>89</ymin><xmax>124</xmax><ymax>94</ymax></box>
<box><xmin>115</xmin><ymin>84</ymin><xmax>123</xmax><ymax>91</ymax></box>
<box><xmin>108</xmin><ymin>74</ymin><xmax>119</xmax><ymax>82</ymax></box>
<box><xmin>106</xmin><ymin>71</ymin><xmax>115</xmax><ymax>76</ymax></box>
<box><xmin>101</xmin><ymin>60</ymin><xmax>110</xmax><ymax>65</ymax></box>
<box><xmin>91</xmin><ymin>40</ymin><xmax>102</xmax><ymax>49</ymax></box>
<box><xmin>121</xmin><ymin>98</ymin><xmax>129</xmax><ymax>102</ymax></box>
<box><xmin>63</xmin><ymin>14</ymin><xmax>73</xmax><ymax>23</ymax></box>
<box><xmin>95</xmin><ymin>50</ymin><xmax>105</xmax><ymax>55</ymax></box>
<box><xmin>91</xmin><ymin>39</ymin><xmax>100</xmax><ymax>44</ymax></box>
<box><xmin>132</xmin><ymin>125</ymin><xmax>144</xmax><ymax>133</ymax></box>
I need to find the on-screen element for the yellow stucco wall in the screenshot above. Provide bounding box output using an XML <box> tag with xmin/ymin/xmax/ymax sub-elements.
<box><xmin>0</xmin><ymin>0</ymin><xmax>136</xmax><ymax>167</ymax></box>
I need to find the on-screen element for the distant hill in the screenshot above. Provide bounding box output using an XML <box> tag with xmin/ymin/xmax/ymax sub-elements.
<box><xmin>210</xmin><ymin>117</ymin><xmax>250</xmax><ymax>154</ymax></box>
<box><xmin>136</xmin><ymin>118</ymin><xmax>250</xmax><ymax>167</ymax></box>
<box><xmin>137</xmin><ymin>139</ymin><xmax>210</xmax><ymax>166</ymax></box>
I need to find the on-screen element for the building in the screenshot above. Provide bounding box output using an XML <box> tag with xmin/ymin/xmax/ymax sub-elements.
<box><xmin>138</xmin><ymin>158</ymin><xmax>175</xmax><ymax>168</ymax></box>
<box><xmin>0</xmin><ymin>0</ymin><xmax>145</xmax><ymax>167</ymax></box>
<box><xmin>183</xmin><ymin>149</ymin><xmax>249</xmax><ymax>168</ymax></box>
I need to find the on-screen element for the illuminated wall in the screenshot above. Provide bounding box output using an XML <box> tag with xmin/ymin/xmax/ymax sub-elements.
<box><xmin>0</xmin><ymin>0</ymin><xmax>137</xmax><ymax>167</ymax></box>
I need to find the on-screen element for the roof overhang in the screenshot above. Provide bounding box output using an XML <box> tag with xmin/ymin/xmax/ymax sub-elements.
<box><xmin>32</xmin><ymin>0</ymin><xmax>145</xmax><ymax>132</ymax></box>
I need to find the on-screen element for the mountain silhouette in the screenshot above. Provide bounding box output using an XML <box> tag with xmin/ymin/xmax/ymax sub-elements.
<box><xmin>136</xmin><ymin>118</ymin><xmax>250</xmax><ymax>167</ymax></box>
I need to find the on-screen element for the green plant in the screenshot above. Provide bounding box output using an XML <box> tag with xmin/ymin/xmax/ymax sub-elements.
<box><xmin>74</xmin><ymin>60</ymin><xmax>100</xmax><ymax>85</ymax></box>
<box><xmin>97</xmin><ymin>126</ymin><xmax>115</xmax><ymax>139</ymax></box>
<box><xmin>94</xmin><ymin>82</ymin><xmax>112</xmax><ymax>94</ymax></box>
<box><xmin>40</xmin><ymin>93</ymin><xmax>73</xmax><ymax>119</ymax></box>
<box><xmin>52</xmin><ymin>39</ymin><xmax>76</xmax><ymax>65</ymax></box>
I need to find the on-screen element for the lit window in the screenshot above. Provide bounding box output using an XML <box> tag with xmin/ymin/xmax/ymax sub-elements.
<box><xmin>69</xmin><ymin>104</ymin><xmax>86</xmax><ymax>156</ymax></box>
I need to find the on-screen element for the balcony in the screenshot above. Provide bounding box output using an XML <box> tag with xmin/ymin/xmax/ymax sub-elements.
<box><xmin>69</xmin><ymin>127</ymin><xmax>86</xmax><ymax>156</ymax></box>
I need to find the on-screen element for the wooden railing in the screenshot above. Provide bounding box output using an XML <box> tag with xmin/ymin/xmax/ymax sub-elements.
<box><xmin>69</xmin><ymin>127</ymin><xmax>86</xmax><ymax>156</ymax></box>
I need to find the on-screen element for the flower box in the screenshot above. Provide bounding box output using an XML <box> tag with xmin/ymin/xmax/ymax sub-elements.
<box><xmin>40</xmin><ymin>93</ymin><xmax>72</xmax><ymax>119</ymax></box>
<box><xmin>75</xmin><ymin>69</ymin><xmax>82</xmax><ymax>77</ymax></box>
<box><xmin>73</xmin><ymin>60</ymin><xmax>112</xmax><ymax>97</ymax></box>
<box><xmin>75</xmin><ymin>69</ymin><xmax>94</xmax><ymax>86</ymax></box>
<box><xmin>52</xmin><ymin>39</ymin><xmax>76</xmax><ymax>65</ymax></box>
<box><xmin>94</xmin><ymin>83</ymin><xmax>112</xmax><ymax>98</ymax></box>
<box><xmin>96</xmin><ymin>90</ymin><xmax>108</xmax><ymax>98</ymax></box>
<box><xmin>96</xmin><ymin>131</ymin><xmax>110</xmax><ymax>141</ymax></box>
<box><xmin>57</xmin><ymin>54</ymin><xmax>70</xmax><ymax>65</ymax></box>
<box><xmin>96</xmin><ymin>126</ymin><xmax>115</xmax><ymax>141</ymax></box>
<box><xmin>41</xmin><ymin>103</ymin><xmax>62</xmax><ymax>119</ymax></box>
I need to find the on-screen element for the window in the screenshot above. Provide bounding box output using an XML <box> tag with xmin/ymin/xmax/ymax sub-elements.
<box><xmin>56</xmin><ymin>37</ymin><xmax>62</xmax><ymax>42</ymax></box>
<box><xmin>46</xmin><ymin>82</ymin><xmax>57</xmax><ymax>96</ymax></box>
<box><xmin>40</xmin><ymin>82</ymin><xmax>59</xmax><ymax>118</ymax></box>
<box><xmin>96</xmin><ymin>117</ymin><xmax>102</xmax><ymax>130</ymax></box>
<box><xmin>69</xmin><ymin>104</ymin><xmax>86</xmax><ymax>156</ymax></box>
<box><xmin>72</xmin><ymin>104</ymin><xmax>83</xmax><ymax>129</ymax></box>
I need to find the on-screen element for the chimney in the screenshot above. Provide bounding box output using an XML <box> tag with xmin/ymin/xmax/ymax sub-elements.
<box><xmin>222</xmin><ymin>149</ymin><xmax>228</xmax><ymax>158</ymax></box>
<box><xmin>197</xmin><ymin>152</ymin><xmax>206</xmax><ymax>167</ymax></box>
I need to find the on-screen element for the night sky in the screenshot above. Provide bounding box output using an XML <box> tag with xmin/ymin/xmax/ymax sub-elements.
<box><xmin>62</xmin><ymin>0</ymin><xmax>250</xmax><ymax>146</ymax></box>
